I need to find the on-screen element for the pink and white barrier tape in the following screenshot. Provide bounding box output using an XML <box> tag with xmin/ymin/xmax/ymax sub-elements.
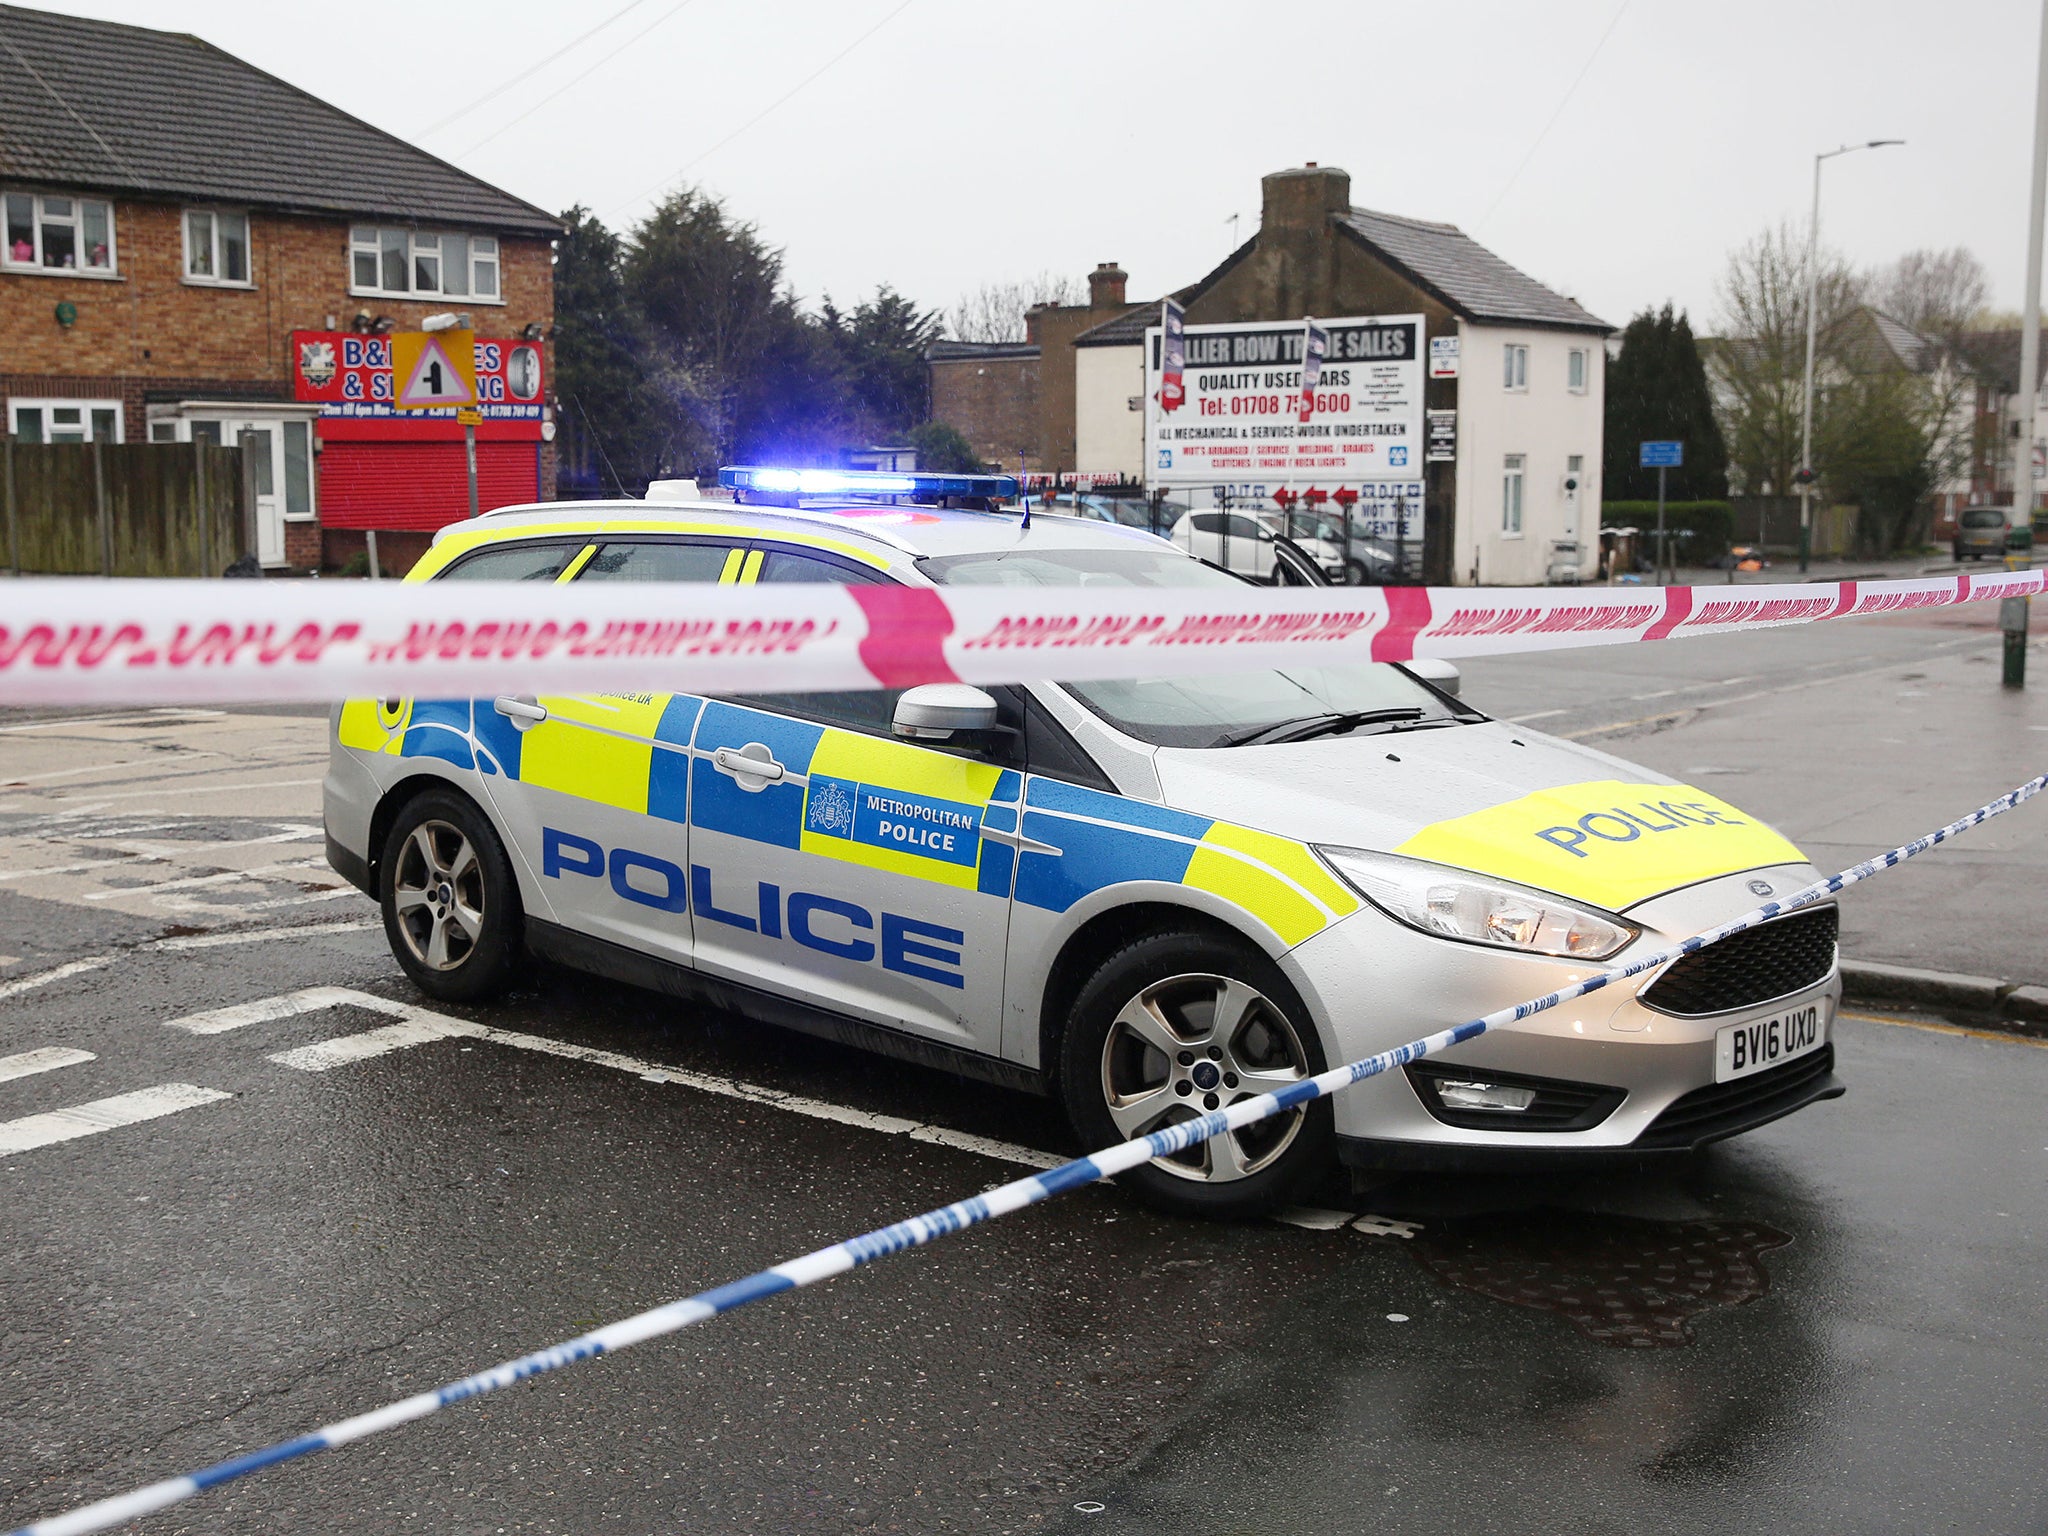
<box><xmin>1</xmin><ymin>570</ymin><xmax>2038</xmax><ymax>706</ymax></box>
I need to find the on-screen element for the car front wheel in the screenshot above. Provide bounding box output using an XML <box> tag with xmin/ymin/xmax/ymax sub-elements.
<box><xmin>1058</xmin><ymin>930</ymin><xmax>1333</xmax><ymax>1218</ymax></box>
<box><xmin>379</xmin><ymin>788</ymin><xmax>523</xmax><ymax>1002</ymax></box>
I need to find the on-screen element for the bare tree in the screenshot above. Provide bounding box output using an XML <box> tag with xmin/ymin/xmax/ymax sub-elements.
<box><xmin>947</xmin><ymin>271</ymin><xmax>1082</xmax><ymax>342</ymax></box>
<box><xmin>1710</xmin><ymin>222</ymin><xmax>1865</xmax><ymax>495</ymax></box>
<box><xmin>1868</xmin><ymin>248</ymin><xmax>1990</xmax><ymax>339</ymax></box>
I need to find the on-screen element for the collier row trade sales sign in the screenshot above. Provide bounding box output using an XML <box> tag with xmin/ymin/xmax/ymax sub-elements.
<box><xmin>1144</xmin><ymin>313</ymin><xmax>1424</xmax><ymax>486</ymax></box>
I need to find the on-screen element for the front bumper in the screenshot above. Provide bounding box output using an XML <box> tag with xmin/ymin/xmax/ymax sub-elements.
<box><xmin>1282</xmin><ymin>863</ymin><xmax>1843</xmax><ymax>1160</ymax></box>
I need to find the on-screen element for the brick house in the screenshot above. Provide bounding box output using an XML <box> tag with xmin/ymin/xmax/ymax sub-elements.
<box><xmin>0</xmin><ymin>3</ymin><xmax>560</xmax><ymax>572</ymax></box>
<box><xmin>930</xmin><ymin>165</ymin><xmax>1611</xmax><ymax>585</ymax></box>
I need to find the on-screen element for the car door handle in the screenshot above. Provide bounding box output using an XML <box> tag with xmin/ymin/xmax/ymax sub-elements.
<box><xmin>711</xmin><ymin>744</ymin><xmax>786</xmax><ymax>782</ymax></box>
<box><xmin>493</xmin><ymin>695</ymin><xmax>547</xmax><ymax>730</ymax></box>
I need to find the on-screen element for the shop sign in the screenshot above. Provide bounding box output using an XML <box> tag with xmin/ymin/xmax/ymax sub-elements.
<box><xmin>1426</xmin><ymin>409</ymin><xmax>1457</xmax><ymax>462</ymax></box>
<box><xmin>290</xmin><ymin>331</ymin><xmax>546</xmax><ymax>424</ymax></box>
<box><xmin>1144</xmin><ymin>313</ymin><xmax>1424</xmax><ymax>491</ymax></box>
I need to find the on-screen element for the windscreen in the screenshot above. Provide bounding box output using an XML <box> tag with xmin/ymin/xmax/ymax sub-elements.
<box><xmin>919</xmin><ymin>545</ymin><xmax>1456</xmax><ymax>748</ymax></box>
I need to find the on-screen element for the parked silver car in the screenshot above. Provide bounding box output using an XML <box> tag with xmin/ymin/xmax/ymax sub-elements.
<box><xmin>1953</xmin><ymin>506</ymin><xmax>2014</xmax><ymax>561</ymax></box>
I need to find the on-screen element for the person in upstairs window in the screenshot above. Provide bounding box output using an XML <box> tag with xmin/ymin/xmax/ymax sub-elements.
<box><xmin>8</xmin><ymin>237</ymin><xmax>30</xmax><ymax>263</ymax></box>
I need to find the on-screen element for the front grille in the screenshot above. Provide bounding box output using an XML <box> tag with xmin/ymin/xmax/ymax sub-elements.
<box><xmin>1640</xmin><ymin>905</ymin><xmax>1838</xmax><ymax>1017</ymax></box>
<box><xmin>1636</xmin><ymin>1044</ymin><xmax>1842</xmax><ymax>1150</ymax></box>
<box><xmin>1406</xmin><ymin>1062</ymin><xmax>1624</xmax><ymax>1132</ymax></box>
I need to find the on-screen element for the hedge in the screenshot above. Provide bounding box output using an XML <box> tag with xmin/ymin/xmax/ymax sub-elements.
<box><xmin>1601</xmin><ymin>500</ymin><xmax>1733</xmax><ymax>553</ymax></box>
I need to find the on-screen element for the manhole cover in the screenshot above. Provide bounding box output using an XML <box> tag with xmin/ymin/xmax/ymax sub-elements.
<box><xmin>1408</xmin><ymin>1210</ymin><xmax>1791</xmax><ymax>1347</ymax></box>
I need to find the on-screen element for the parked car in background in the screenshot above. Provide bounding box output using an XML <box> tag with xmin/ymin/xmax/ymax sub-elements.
<box><xmin>1169</xmin><ymin>509</ymin><xmax>1401</xmax><ymax>585</ymax></box>
<box><xmin>1953</xmin><ymin>506</ymin><xmax>2015</xmax><ymax>561</ymax></box>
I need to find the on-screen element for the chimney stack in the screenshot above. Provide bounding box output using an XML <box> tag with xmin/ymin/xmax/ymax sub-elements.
<box><xmin>1260</xmin><ymin>163</ymin><xmax>1351</xmax><ymax>234</ymax></box>
<box><xmin>1088</xmin><ymin>261</ymin><xmax>1128</xmax><ymax>309</ymax></box>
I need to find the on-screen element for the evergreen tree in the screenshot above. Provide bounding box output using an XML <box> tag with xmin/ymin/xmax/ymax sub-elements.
<box><xmin>823</xmin><ymin>286</ymin><xmax>943</xmax><ymax>441</ymax></box>
<box><xmin>1604</xmin><ymin>303</ymin><xmax>1729</xmax><ymax>501</ymax></box>
<box><xmin>551</xmin><ymin>206</ymin><xmax>660</xmax><ymax>494</ymax></box>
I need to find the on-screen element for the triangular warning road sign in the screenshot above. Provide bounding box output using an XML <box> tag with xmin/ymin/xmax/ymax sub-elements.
<box><xmin>397</xmin><ymin>335</ymin><xmax>474</xmax><ymax>407</ymax></box>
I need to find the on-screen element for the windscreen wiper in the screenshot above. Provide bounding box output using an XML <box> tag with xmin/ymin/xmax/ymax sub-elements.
<box><xmin>1215</xmin><ymin>707</ymin><xmax>1426</xmax><ymax>748</ymax></box>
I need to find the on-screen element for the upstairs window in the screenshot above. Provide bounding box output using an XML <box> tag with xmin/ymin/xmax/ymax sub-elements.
<box><xmin>349</xmin><ymin>226</ymin><xmax>500</xmax><ymax>300</ymax></box>
<box><xmin>3</xmin><ymin>191</ymin><xmax>116</xmax><ymax>274</ymax></box>
<box><xmin>184</xmin><ymin>209</ymin><xmax>251</xmax><ymax>285</ymax></box>
<box><xmin>1502</xmin><ymin>344</ymin><xmax>1528</xmax><ymax>391</ymax></box>
<box><xmin>1568</xmin><ymin>347</ymin><xmax>1588</xmax><ymax>393</ymax></box>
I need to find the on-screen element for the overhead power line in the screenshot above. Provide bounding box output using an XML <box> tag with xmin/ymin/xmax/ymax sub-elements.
<box><xmin>458</xmin><ymin>0</ymin><xmax>705</xmax><ymax>159</ymax></box>
<box><xmin>603</xmin><ymin>0</ymin><xmax>918</xmax><ymax>221</ymax></box>
<box><xmin>417</xmin><ymin>0</ymin><xmax>653</xmax><ymax>138</ymax></box>
<box><xmin>1476</xmin><ymin>0</ymin><xmax>1630</xmax><ymax>228</ymax></box>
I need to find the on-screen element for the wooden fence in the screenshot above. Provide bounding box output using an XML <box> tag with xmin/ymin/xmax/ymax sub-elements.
<box><xmin>3</xmin><ymin>441</ymin><xmax>252</xmax><ymax>577</ymax></box>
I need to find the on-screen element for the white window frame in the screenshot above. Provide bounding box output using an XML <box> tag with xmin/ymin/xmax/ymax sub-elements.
<box><xmin>1567</xmin><ymin>347</ymin><xmax>1588</xmax><ymax>394</ymax></box>
<box><xmin>2</xmin><ymin>189</ymin><xmax>118</xmax><ymax>277</ymax></box>
<box><xmin>1502</xmin><ymin>453</ymin><xmax>1525</xmax><ymax>537</ymax></box>
<box><xmin>182</xmin><ymin>207</ymin><xmax>253</xmax><ymax>287</ymax></box>
<box><xmin>1503</xmin><ymin>344</ymin><xmax>1528</xmax><ymax>392</ymax></box>
<box><xmin>9</xmin><ymin>397</ymin><xmax>125</xmax><ymax>443</ymax></box>
<box><xmin>348</xmin><ymin>226</ymin><xmax>503</xmax><ymax>303</ymax></box>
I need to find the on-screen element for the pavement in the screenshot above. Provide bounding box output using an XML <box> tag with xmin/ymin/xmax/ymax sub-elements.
<box><xmin>3</xmin><ymin>592</ymin><xmax>2048</xmax><ymax>1535</ymax></box>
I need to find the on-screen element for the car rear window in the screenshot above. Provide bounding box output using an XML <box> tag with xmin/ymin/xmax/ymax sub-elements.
<box><xmin>1961</xmin><ymin>509</ymin><xmax>2008</xmax><ymax>528</ymax></box>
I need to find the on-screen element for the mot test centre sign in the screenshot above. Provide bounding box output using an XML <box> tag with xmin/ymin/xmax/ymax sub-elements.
<box><xmin>1145</xmin><ymin>313</ymin><xmax>1425</xmax><ymax>536</ymax></box>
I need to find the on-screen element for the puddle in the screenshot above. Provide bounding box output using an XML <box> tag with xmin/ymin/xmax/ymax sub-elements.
<box><xmin>1407</xmin><ymin>1209</ymin><xmax>1791</xmax><ymax>1348</ymax></box>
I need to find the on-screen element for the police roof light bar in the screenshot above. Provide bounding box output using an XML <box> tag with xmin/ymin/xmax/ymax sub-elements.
<box><xmin>718</xmin><ymin>466</ymin><xmax>1021</xmax><ymax>501</ymax></box>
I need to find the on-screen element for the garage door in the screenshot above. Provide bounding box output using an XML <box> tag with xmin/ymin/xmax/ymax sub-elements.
<box><xmin>318</xmin><ymin>441</ymin><xmax>542</xmax><ymax>530</ymax></box>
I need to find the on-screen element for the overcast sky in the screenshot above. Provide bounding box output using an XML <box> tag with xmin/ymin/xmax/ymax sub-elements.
<box><xmin>23</xmin><ymin>0</ymin><xmax>2048</xmax><ymax>332</ymax></box>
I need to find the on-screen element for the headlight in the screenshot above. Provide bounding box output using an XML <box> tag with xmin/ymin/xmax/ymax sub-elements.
<box><xmin>1314</xmin><ymin>845</ymin><xmax>1637</xmax><ymax>960</ymax></box>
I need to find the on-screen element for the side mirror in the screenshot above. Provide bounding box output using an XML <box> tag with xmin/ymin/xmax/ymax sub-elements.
<box><xmin>1405</xmin><ymin>656</ymin><xmax>1462</xmax><ymax>696</ymax></box>
<box><xmin>893</xmin><ymin>683</ymin><xmax>1000</xmax><ymax>742</ymax></box>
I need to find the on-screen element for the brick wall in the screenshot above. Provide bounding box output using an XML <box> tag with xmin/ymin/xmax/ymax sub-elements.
<box><xmin>2</xmin><ymin>199</ymin><xmax>554</xmax><ymax>439</ymax></box>
<box><xmin>929</xmin><ymin>352</ymin><xmax>1042</xmax><ymax>470</ymax></box>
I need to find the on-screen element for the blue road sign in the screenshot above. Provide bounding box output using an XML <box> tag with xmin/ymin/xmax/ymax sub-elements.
<box><xmin>1639</xmin><ymin>440</ymin><xmax>1684</xmax><ymax>468</ymax></box>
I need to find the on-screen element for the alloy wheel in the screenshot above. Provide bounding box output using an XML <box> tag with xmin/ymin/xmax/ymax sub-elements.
<box><xmin>1099</xmin><ymin>972</ymin><xmax>1312</xmax><ymax>1182</ymax></box>
<box><xmin>391</xmin><ymin>819</ymin><xmax>485</xmax><ymax>971</ymax></box>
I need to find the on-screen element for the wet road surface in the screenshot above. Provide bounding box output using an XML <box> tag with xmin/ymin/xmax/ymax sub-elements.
<box><xmin>3</xmin><ymin>680</ymin><xmax>2046</xmax><ymax>1535</ymax></box>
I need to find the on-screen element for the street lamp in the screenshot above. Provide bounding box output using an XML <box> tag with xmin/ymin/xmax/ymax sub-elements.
<box><xmin>1798</xmin><ymin>138</ymin><xmax>1905</xmax><ymax>573</ymax></box>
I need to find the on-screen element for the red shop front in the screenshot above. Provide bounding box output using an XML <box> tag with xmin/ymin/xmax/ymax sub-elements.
<box><xmin>291</xmin><ymin>331</ymin><xmax>550</xmax><ymax>572</ymax></box>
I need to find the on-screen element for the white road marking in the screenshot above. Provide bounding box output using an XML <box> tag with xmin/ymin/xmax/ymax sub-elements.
<box><xmin>0</xmin><ymin>709</ymin><xmax>226</xmax><ymax>734</ymax></box>
<box><xmin>0</xmin><ymin>852</ymin><xmax>170</xmax><ymax>883</ymax></box>
<box><xmin>0</xmin><ymin>956</ymin><xmax>115</xmax><ymax>1002</ymax></box>
<box><xmin>270</xmin><ymin>1017</ymin><xmax>473</xmax><ymax>1072</ymax></box>
<box><xmin>33</xmin><ymin>776</ymin><xmax>323</xmax><ymax>806</ymax></box>
<box><xmin>163</xmin><ymin>987</ymin><xmax>371</xmax><ymax>1035</ymax></box>
<box><xmin>242</xmin><ymin>886</ymin><xmax>360</xmax><ymax>912</ymax></box>
<box><xmin>83</xmin><ymin>856</ymin><xmax>327</xmax><ymax>901</ymax></box>
<box><xmin>146</xmin><ymin>920</ymin><xmax>376</xmax><ymax>951</ymax></box>
<box><xmin>169</xmin><ymin>989</ymin><xmax>1383</xmax><ymax>1239</ymax></box>
<box><xmin>0</xmin><ymin>1046</ymin><xmax>95</xmax><ymax>1083</ymax></box>
<box><xmin>1352</xmin><ymin>1214</ymin><xmax>1423</xmax><ymax>1239</ymax></box>
<box><xmin>0</xmin><ymin>1082</ymin><xmax>230</xmax><ymax>1156</ymax></box>
<box><xmin>1</xmin><ymin>753</ymin><xmax>221</xmax><ymax>785</ymax></box>
<box><xmin>1275</xmin><ymin>1205</ymin><xmax>1356</xmax><ymax>1230</ymax></box>
<box><xmin>1505</xmin><ymin>709</ymin><xmax>1566</xmax><ymax>723</ymax></box>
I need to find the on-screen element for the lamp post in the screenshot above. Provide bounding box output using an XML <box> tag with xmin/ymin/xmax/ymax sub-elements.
<box><xmin>1798</xmin><ymin>138</ymin><xmax>1904</xmax><ymax>573</ymax></box>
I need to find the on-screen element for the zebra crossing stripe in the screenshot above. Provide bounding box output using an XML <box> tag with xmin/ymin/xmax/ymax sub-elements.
<box><xmin>0</xmin><ymin>1047</ymin><xmax>95</xmax><ymax>1084</ymax></box>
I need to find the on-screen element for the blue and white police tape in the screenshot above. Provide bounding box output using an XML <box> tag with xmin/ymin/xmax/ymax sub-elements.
<box><xmin>9</xmin><ymin>768</ymin><xmax>2045</xmax><ymax>1536</ymax></box>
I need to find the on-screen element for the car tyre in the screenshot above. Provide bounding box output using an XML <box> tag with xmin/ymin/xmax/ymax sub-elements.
<box><xmin>1345</xmin><ymin>557</ymin><xmax>1373</xmax><ymax>586</ymax></box>
<box><xmin>379</xmin><ymin>788</ymin><xmax>523</xmax><ymax>1003</ymax></box>
<box><xmin>1058</xmin><ymin>929</ymin><xmax>1333</xmax><ymax>1219</ymax></box>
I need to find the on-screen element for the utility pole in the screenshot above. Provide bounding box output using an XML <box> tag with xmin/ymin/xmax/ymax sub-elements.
<box><xmin>1798</xmin><ymin>139</ymin><xmax>1904</xmax><ymax>574</ymax></box>
<box><xmin>2008</xmin><ymin>0</ymin><xmax>2048</xmax><ymax>688</ymax></box>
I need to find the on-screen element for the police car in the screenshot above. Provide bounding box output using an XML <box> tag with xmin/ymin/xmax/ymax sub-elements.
<box><xmin>324</xmin><ymin>468</ymin><xmax>1842</xmax><ymax>1217</ymax></box>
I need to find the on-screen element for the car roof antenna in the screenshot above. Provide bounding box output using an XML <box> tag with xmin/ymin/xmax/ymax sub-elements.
<box><xmin>1017</xmin><ymin>453</ymin><xmax>1031</xmax><ymax>530</ymax></box>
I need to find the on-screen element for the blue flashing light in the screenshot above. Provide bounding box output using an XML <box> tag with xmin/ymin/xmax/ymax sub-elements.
<box><xmin>719</xmin><ymin>465</ymin><xmax>1020</xmax><ymax>500</ymax></box>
